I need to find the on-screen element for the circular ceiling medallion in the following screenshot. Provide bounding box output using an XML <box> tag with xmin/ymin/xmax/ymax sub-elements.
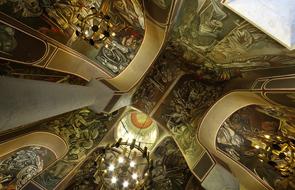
<box><xmin>130</xmin><ymin>112</ymin><xmax>153</xmax><ymax>129</ymax></box>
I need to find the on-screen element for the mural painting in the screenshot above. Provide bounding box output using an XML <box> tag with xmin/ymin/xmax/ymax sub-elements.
<box><xmin>153</xmin><ymin>74</ymin><xmax>224</xmax><ymax>166</ymax></box>
<box><xmin>31</xmin><ymin>108</ymin><xmax>120</xmax><ymax>190</ymax></box>
<box><xmin>0</xmin><ymin>0</ymin><xmax>144</xmax><ymax>74</ymax></box>
<box><xmin>216</xmin><ymin>105</ymin><xmax>295</xmax><ymax>190</ymax></box>
<box><xmin>64</xmin><ymin>147</ymin><xmax>103</xmax><ymax>190</ymax></box>
<box><xmin>65</xmin><ymin>137</ymin><xmax>203</xmax><ymax>190</ymax></box>
<box><xmin>173</xmin><ymin>0</ymin><xmax>240</xmax><ymax>54</ymax></box>
<box><xmin>0</xmin><ymin>146</ymin><xmax>56</xmax><ymax>190</ymax></box>
<box><xmin>0</xmin><ymin>23</ymin><xmax>47</xmax><ymax>64</ymax></box>
<box><xmin>150</xmin><ymin>0</ymin><xmax>172</xmax><ymax>10</ymax></box>
<box><xmin>132</xmin><ymin>44</ymin><xmax>183</xmax><ymax>114</ymax></box>
<box><xmin>132</xmin><ymin>41</ymin><xmax>239</xmax><ymax>115</ymax></box>
<box><xmin>150</xmin><ymin>137</ymin><xmax>203</xmax><ymax>190</ymax></box>
<box><xmin>172</xmin><ymin>0</ymin><xmax>295</xmax><ymax>70</ymax></box>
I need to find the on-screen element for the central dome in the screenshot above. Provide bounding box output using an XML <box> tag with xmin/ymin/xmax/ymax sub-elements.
<box><xmin>130</xmin><ymin>112</ymin><xmax>153</xmax><ymax>129</ymax></box>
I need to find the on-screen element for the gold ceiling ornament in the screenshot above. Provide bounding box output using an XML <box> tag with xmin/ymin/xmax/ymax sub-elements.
<box><xmin>93</xmin><ymin>138</ymin><xmax>153</xmax><ymax>189</ymax></box>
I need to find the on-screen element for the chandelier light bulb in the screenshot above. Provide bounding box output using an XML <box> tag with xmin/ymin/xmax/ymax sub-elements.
<box><xmin>123</xmin><ymin>181</ymin><xmax>129</xmax><ymax>188</ymax></box>
<box><xmin>132</xmin><ymin>173</ymin><xmax>138</xmax><ymax>180</ymax></box>
<box><xmin>108</xmin><ymin>164</ymin><xmax>115</xmax><ymax>171</ymax></box>
<box><xmin>130</xmin><ymin>161</ymin><xmax>136</xmax><ymax>167</ymax></box>
<box><xmin>118</xmin><ymin>156</ymin><xmax>124</xmax><ymax>163</ymax></box>
<box><xmin>111</xmin><ymin>176</ymin><xmax>117</xmax><ymax>184</ymax></box>
<box><xmin>264</xmin><ymin>134</ymin><xmax>270</xmax><ymax>139</ymax></box>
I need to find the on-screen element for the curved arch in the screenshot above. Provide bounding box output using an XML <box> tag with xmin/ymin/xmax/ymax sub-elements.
<box><xmin>106</xmin><ymin>18</ymin><xmax>166</xmax><ymax>91</ymax></box>
<box><xmin>198</xmin><ymin>92</ymin><xmax>270</xmax><ymax>190</ymax></box>
<box><xmin>0</xmin><ymin>131</ymin><xmax>68</xmax><ymax>159</ymax></box>
<box><xmin>105</xmin><ymin>0</ymin><xmax>178</xmax><ymax>91</ymax></box>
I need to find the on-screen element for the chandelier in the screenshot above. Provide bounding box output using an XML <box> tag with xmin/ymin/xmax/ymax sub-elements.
<box><xmin>94</xmin><ymin>138</ymin><xmax>153</xmax><ymax>189</ymax></box>
<box><xmin>75</xmin><ymin>8</ymin><xmax>116</xmax><ymax>48</ymax></box>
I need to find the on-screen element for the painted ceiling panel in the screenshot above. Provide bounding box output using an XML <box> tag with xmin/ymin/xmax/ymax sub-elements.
<box><xmin>223</xmin><ymin>0</ymin><xmax>295</xmax><ymax>50</ymax></box>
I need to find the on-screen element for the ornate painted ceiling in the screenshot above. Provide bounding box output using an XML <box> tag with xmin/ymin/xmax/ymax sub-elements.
<box><xmin>1</xmin><ymin>0</ymin><xmax>295</xmax><ymax>190</ymax></box>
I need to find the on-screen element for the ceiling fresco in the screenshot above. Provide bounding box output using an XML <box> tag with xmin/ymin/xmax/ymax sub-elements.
<box><xmin>64</xmin><ymin>137</ymin><xmax>204</xmax><ymax>190</ymax></box>
<box><xmin>172</xmin><ymin>0</ymin><xmax>295</xmax><ymax>71</ymax></box>
<box><xmin>131</xmin><ymin>40</ymin><xmax>239</xmax><ymax>168</ymax></box>
<box><xmin>131</xmin><ymin>42</ymin><xmax>241</xmax><ymax>115</ymax></box>
<box><xmin>64</xmin><ymin>147</ymin><xmax>103</xmax><ymax>190</ymax></box>
<box><xmin>222</xmin><ymin>0</ymin><xmax>295</xmax><ymax>50</ymax></box>
<box><xmin>1</xmin><ymin>0</ymin><xmax>295</xmax><ymax>189</ymax></box>
<box><xmin>149</xmin><ymin>137</ymin><xmax>203</xmax><ymax>190</ymax></box>
<box><xmin>0</xmin><ymin>146</ymin><xmax>56</xmax><ymax>190</ymax></box>
<box><xmin>153</xmin><ymin>74</ymin><xmax>223</xmax><ymax>166</ymax></box>
<box><xmin>0</xmin><ymin>0</ymin><xmax>144</xmax><ymax>75</ymax></box>
<box><xmin>216</xmin><ymin>105</ymin><xmax>295</xmax><ymax>190</ymax></box>
<box><xmin>0</xmin><ymin>108</ymin><xmax>123</xmax><ymax>190</ymax></box>
<box><xmin>32</xmin><ymin>109</ymin><xmax>120</xmax><ymax>190</ymax></box>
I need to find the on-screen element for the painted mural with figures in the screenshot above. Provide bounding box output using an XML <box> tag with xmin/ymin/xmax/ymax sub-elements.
<box><xmin>0</xmin><ymin>0</ymin><xmax>144</xmax><ymax>74</ymax></box>
<box><xmin>172</xmin><ymin>0</ymin><xmax>295</xmax><ymax>70</ymax></box>
<box><xmin>132</xmin><ymin>44</ymin><xmax>183</xmax><ymax>114</ymax></box>
<box><xmin>216</xmin><ymin>105</ymin><xmax>295</xmax><ymax>190</ymax></box>
<box><xmin>153</xmin><ymin>74</ymin><xmax>224</xmax><ymax>166</ymax></box>
<box><xmin>27</xmin><ymin>108</ymin><xmax>121</xmax><ymax>190</ymax></box>
<box><xmin>150</xmin><ymin>137</ymin><xmax>204</xmax><ymax>190</ymax></box>
<box><xmin>64</xmin><ymin>147</ymin><xmax>103</xmax><ymax>190</ymax></box>
<box><xmin>0</xmin><ymin>146</ymin><xmax>56</xmax><ymax>190</ymax></box>
<box><xmin>132</xmin><ymin>41</ymin><xmax>240</xmax><ymax>115</ymax></box>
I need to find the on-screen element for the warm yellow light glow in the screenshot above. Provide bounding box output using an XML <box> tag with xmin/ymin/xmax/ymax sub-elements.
<box><xmin>254</xmin><ymin>145</ymin><xmax>260</xmax><ymax>149</ymax></box>
<box><xmin>130</xmin><ymin>161</ymin><xmax>136</xmax><ymax>167</ymax></box>
<box><xmin>111</xmin><ymin>176</ymin><xmax>117</xmax><ymax>184</ymax></box>
<box><xmin>264</xmin><ymin>135</ymin><xmax>270</xmax><ymax>139</ymax></box>
<box><xmin>123</xmin><ymin>181</ymin><xmax>129</xmax><ymax>188</ymax></box>
<box><xmin>132</xmin><ymin>173</ymin><xmax>138</xmax><ymax>180</ymax></box>
<box><xmin>108</xmin><ymin>164</ymin><xmax>115</xmax><ymax>171</ymax></box>
<box><xmin>115</xmin><ymin>111</ymin><xmax>159</xmax><ymax>150</ymax></box>
<box><xmin>118</xmin><ymin>157</ymin><xmax>124</xmax><ymax>164</ymax></box>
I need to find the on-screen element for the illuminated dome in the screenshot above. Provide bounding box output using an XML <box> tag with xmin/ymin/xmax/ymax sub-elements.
<box><xmin>115</xmin><ymin>111</ymin><xmax>159</xmax><ymax>150</ymax></box>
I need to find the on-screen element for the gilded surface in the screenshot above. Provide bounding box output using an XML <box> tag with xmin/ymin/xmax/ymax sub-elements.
<box><xmin>172</xmin><ymin>0</ymin><xmax>295</xmax><ymax>70</ymax></box>
<box><xmin>217</xmin><ymin>105</ymin><xmax>295</xmax><ymax>190</ymax></box>
<box><xmin>0</xmin><ymin>0</ymin><xmax>144</xmax><ymax>75</ymax></box>
<box><xmin>0</xmin><ymin>146</ymin><xmax>56</xmax><ymax>190</ymax></box>
<box><xmin>154</xmin><ymin>74</ymin><xmax>223</xmax><ymax>166</ymax></box>
<box><xmin>31</xmin><ymin>109</ymin><xmax>119</xmax><ymax>190</ymax></box>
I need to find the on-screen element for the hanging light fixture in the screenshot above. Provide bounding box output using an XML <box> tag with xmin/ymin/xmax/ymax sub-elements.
<box><xmin>75</xmin><ymin>7</ymin><xmax>117</xmax><ymax>48</ymax></box>
<box><xmin>94</xmin><ymin>138</ymin><xmax>153</xmax><ymax>189</ymax></box>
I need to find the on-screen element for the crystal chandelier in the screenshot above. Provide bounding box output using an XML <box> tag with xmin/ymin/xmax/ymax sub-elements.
<box><xmin>94</xmin><ymin>138</ymin><xmax>153</xmax><ymax>189</ymax></box>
